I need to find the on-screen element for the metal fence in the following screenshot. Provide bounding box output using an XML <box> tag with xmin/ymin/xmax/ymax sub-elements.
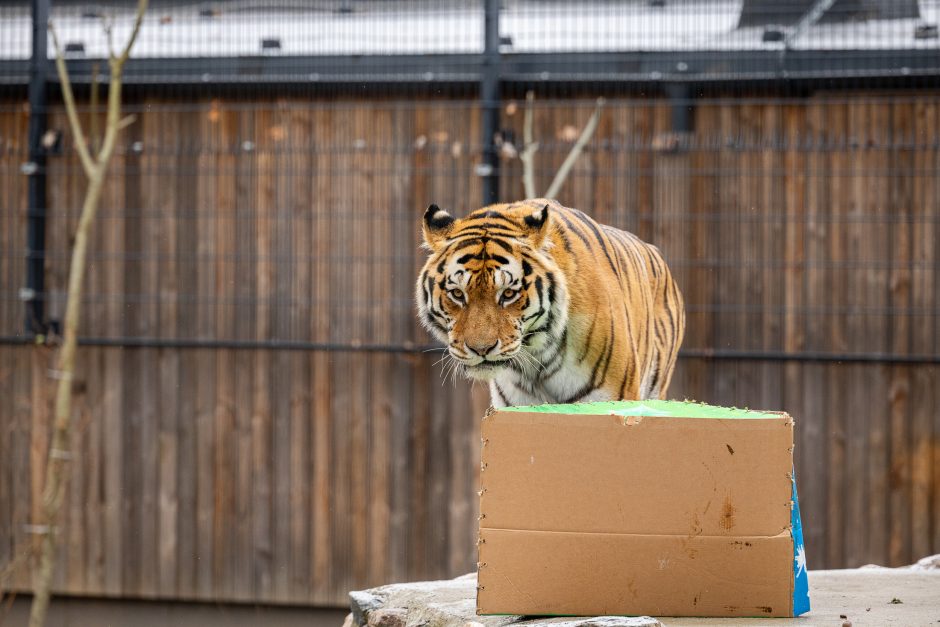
<box><xmin>1</xmin><ymin>0</ymin><xmax>939</xmax><ymax>608</ymax></box>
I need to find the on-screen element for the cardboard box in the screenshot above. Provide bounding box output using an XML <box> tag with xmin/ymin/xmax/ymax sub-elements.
<box><xmin>477</xmin><ymin>400</ymin><xmax>810</xmax><ymax>618</ymax></box>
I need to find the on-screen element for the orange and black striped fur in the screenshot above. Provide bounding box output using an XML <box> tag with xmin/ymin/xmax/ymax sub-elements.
<box><xmin>416</xmin><ymin>199</ymin><xmax>685</xmax><ymax>408</ymax></box>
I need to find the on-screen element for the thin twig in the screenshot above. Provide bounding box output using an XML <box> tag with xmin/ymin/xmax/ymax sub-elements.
<box><xmin>520</xmin><ymin>90</ymin><xmax>538</xmax><ymax>198</ymax></box>
<box><xmin>102</xmin><ymin>17</ymin><xmax>115</xmax><ymax>60</ymax></box>
<box><xmin>48</xmin><ymin>22</ymin><xmax>94</xmax><ymax>178</ymax></box>
<box><xmin>89</xmin><ymin>62</ymin><xmax>100</xmax><ymax>153</ymax></box>
<box><xmin>545</xmin><ymin>97</ymin><xmax>606</xmax><ymax>199</ymax></box>
<box><xmin>116</xmin><ymin>114</ymin><xmax>136</xmax><ymax>131</ymax></box>
<box><xmin>118</xmin><ymin>0</ymin><xmax>149</xmax><ymax>63</ymax></box>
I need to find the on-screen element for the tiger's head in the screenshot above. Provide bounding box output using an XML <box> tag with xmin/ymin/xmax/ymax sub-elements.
<box><xmin>416</xmin><ymin>202</ymin><xmax>569</xmax><ymax>381</ymax></box>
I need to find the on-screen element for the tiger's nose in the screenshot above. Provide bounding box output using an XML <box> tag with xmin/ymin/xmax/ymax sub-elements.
<box><xmin>466</xmin><ymin>340</ymin><xmax>499</xmax><ymax>357</ymax></box>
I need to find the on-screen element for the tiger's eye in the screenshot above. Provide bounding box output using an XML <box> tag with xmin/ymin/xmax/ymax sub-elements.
<box><xmin>502</xmin><ymin>288</ymin><xmax>517</xmax><ymax>300</ymax></box>
<box><xmin>449</xmin><ymin>288</ymin><xmax>464</xmax><ymax>300</ymax></box>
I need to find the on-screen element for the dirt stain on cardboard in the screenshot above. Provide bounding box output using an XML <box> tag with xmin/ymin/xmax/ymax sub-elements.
<box><xmin>720</xmin><ymin>495</ymin><xmax>736</xmax><ymax>530</ymax></box>
<box><xmin>682</xmin><ymin>513</ymin><xmax>703</xmax><ymax>559</ymax></box>
<box><xmin>726</xmin><ymin>443</ymin><xmax>735</xmax><ymax>455</ymax></box>
<box><xmin>625</xmin><ymin>579</ymin><xmax>638</xmax><ymax>600</ymax></box>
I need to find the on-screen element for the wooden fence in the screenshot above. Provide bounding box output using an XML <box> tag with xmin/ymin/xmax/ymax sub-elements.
<box><xmin>1</xmin><ymin>92</ymin><xmax>938</xmax><ymax>606</ymax></box>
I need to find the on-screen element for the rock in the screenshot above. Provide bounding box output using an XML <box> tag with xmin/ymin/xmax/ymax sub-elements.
<box><xmin>348</xmin><ymin>573</ymin><xmax>661</xmax><ymax>627</ymax></box>
<box><xmin>342</xmin><ymin>613</ymin><xmax>354</xmax><ymax>627</ymax></box>
<box><xmin>350</xmin><ymin>591</ymin><xmax>385</xmax><ymax>626</ymax></box>
<box><xmin>910</xmin><ymin>554</ymin><xmax>940</xmax><ymax>571</ymax></box>
<box><xmin>542</xmin><ymin>619</ymin><xmax>662</xmax><ymax>627</ymax></box>
<box><xmin>369</xmin><ymin>608</ymin><xmax>408</xmax><ymax>627</ymax></box>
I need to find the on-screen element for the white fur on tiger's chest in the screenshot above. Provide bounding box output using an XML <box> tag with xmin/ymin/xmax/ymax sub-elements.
<box><xmin>488</xmin><ymin>346</ymin><xmax>612</xmax><ymax>408</ymax></box>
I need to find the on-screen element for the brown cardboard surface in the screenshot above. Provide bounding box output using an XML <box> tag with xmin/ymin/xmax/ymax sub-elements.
<box><xmin>477</xmin><ymin>528</ymin><xmax>794</xmax><ymax>618</ymax></box>
<box><xmin>477</xmin><ymin>410</ymin><xmax>797</xmax><ymax>618</ymax></box>
<box><xmin>480</xmin><ymin>412</ymin><xmax>793</xmax><ymax>536</ymax></box>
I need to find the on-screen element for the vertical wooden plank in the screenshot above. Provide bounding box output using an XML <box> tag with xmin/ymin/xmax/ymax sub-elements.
<box><xmin>865</xmin><ymin>101</ymin><xmax>890</xmax><ymax>567</ymax></box>
<box><xmin>270</xmin><ymin>103</ymin><xmax>293</xmax><ymax>602</ymax></box>
<box><xmin>818</xmin><ymin>96</ymin><xmax>842</xmax><ymax>568</ymax></box>
<box><xmin>213</xmin><ymin>344</ymin><xmax>234</xmax><ymax>600</ymax></box>
<box><xmin>177</xmin><ymin>101</ymin><xmax>214</xmax><ymax>598</ymax></box>
<box><xmin>0</xmin><ymin>107</ymin><xmax>8</xmax><ymax>332</ymax></box>
<box><xmin>177</xmin><ymin>338</ymin><xmax>201</xmax><ymax>599</ymax></box>
<box><xmin>760</xmin><ymin>105</ymin><xmax>784</xmax><ymax>410</ymax></box>
<box><xmin>386</xmin><ymin>101</ymin><xmax>419</xmax><ymax>588</ymax></box>
<box><xmin>0</xmin><ymin>344</ymin><xmax>10</xmax><ymax>580</ymax></box>
<box><xmin>738</xmin><ymin>103</ymin><xmax>762</xmax><ymax>405</ymax></box>
<box><xmin>287</xmin><ymin>103</ymin><xmax>312</xmax><ymax>601</ymax></box>
<box><xmin>218</xmin><ymin>102</ymin><xmax>252</xmax><ymax>602</ymax></box>
<box><xmin>193</xmin><ymin>101</ymin><xmax>218</xmax><ymax>599</ymax></box>
<box><xmin>102</xmin><ymin>145</ymin><xmax>125</xmax><ymax>594</ymax></box>
<box><xmin>29</xmin><ymin>347</ymin><xmax>49</xmax><ymax>590</ymax></box>
<box><xmin>212</xmin><ymin>101</ymin><xmax>237</xmax><ymax>601</ymax></box>
<box><xmin>253</xmin><ymin>105</ymin><xmax>274</xmax><ymax>600</ymax></box>
<box><xmin>349</xmin><ymin>105</ymin><xmax>370</xmax><ymax>592</ymax></box>
<box><xmin>193</xmin><ymin>344</ymin><xmax>216</xmax><ymax>602</ymax></box>
<box><xmin>909</xmin><ymin>99</ymin><xmax>936</xmax><ymax>562</ymax></box>
<box><xmin>119</xmin><ymin>107</ymin><xmax>144</xmax><ymax>596</ymax></box>
<box><xmin>840</xmin><ymin>97</ymin><xmax>868</xmax><ymax>568</ymax></box>
<box><xmin>1</xmin><ymin>345</ymin><xmax>14</xmax><ymax>579</ymax></box>
<box><xmin>138</xmin><ymin>103</ymin><xmax>161</xmax><ymax>597</ymax></box>
<box><xmin>887</xmin><ymin>100</ymin><xmax>913</xmax><ymax>567</ymax></box>
<box><xmin>155</xmin><ymin>105</ymin><xmax>181</xmax><ymax>598</ymax></box>
<box><xmin>712</xmin><ymin>103</ymin><xmax>739</xmax><ymax>404</ymax></box>
<box><xmin>65</xmin><ymin>346</ymin><xmax>86</xmax><ymax>593</ymax></box>
<box><xmin>309</xmin><ymin>101</ymin><xmax>333</xmax><ymax>605</ymax></box>
<box><xmin>933</xmin><ymin>100</ymin><xmax>940</xmax><ymax>561</ymax></box>
<box><xmin>327</xmin><ymin>102</ymin><xmax>353</xmax><ymax>600</ymax></box>
<box><xmin>409</xmin><ymin>358</ymin><xmax>430</xmax><ymax>581</ymax></box>
<box><xmin>12</xmin><ymin>346</ymin><xmax>33</xmax><ymax>589</ymax></box>
<box><xmin>367</xmin><ymin>106</ymin><xmax>393</xmax><ymax>588</ymax></box>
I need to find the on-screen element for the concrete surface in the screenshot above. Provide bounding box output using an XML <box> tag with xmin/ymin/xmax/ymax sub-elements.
<box><xmin>668</xmin><ymin>567</ymin><xmax>940</xmax><ymax>626</ymax></box>
<box><xmin>348</xmin><ymin>559</ymin><xmax>940</xmax><ymax>627</ymax></box>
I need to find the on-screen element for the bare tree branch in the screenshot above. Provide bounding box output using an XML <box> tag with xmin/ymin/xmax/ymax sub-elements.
<box><xmin>102</xmin><ymin>17</ymin><xmax>115</xmax><ymax>60</ymax></box>
<box><xmin>29</xmin><ymin>3</ymin><xmax>148</xmax><ymax>626</ymax></box>
<box><xmin>520</xmin><ymin>90</ymin><xmax>538</xmax><ymax>199</ymax></box>
<box><xmin>118</xmin><ymin>0</ymin><xmax>149</xmax><ymax>63</ymax></box>
<box><xmin>89</xmin><ymin>63</ymin><xmax>101</xmax><ymax>153</ymax></box>
<box><xmin>48</xmin><ymin>22</ymin><xmax>95</xmax><ymax>178</ymax></box>
<box><xmin>545</xmin><ymin>97</ymin><xmax>605</xmax><ymax>200</ymax></box>
<box><xmin>116</xmin><ymin>114</ymin><xmax>137</xmax><ymax>131</ymax></box>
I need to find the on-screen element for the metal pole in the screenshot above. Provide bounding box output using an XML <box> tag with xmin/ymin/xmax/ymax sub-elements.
<box><xmin>480</xmin><ymin>0</ymin><xmax>500</xmax><ymax>205</ymax></box>
<box><xmin>666</xmin><ymin>83</ymin><xmax>693</xmax><ymax>134</ymax></box>
<box><xmin>25</xmin><ymin>0</ymin><xmax>49</xmax><ymax>335</ymax></box>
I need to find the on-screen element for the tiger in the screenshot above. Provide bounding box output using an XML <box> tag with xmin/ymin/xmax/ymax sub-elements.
<box><xmin>416</xmin><ymin>198</ymin><xmax>685</xmax><ymax>408</ymax></box>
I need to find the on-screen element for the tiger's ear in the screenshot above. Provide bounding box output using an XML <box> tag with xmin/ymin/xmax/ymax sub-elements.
<box><xmin>523</xmin><ymin>204</ymin><xmax>551</xmax><ymax>247</ymax></box>
<box><xmin>422</xmin><ymin>204</ymin><xmax>455</xmax><ymax>251</ymax></box>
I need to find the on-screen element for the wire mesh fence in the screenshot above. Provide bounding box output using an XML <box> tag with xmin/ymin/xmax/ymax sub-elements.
<box><xmin>3</xmin><ymin>95</ymin><xmax>939</xmax><ymax>360</ymax></box>
<box><xmin>1</xmin><ymin>0</ymin><xmax>939</xmax><ymax>606</ymax></box>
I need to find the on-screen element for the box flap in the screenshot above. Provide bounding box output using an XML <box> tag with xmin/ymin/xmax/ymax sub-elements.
<box><xmin>480</xmin><ymin>411</ymin><xmax>792</xmax><ymax>536</ymax></box>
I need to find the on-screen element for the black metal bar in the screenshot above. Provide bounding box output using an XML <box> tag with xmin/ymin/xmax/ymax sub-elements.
<box><xmin>1</xmin><ymin>335</ymin><xmax>938</xmax><ymax>365</ymax></box>
<box><xmin>678</xmin><ymin>348</ymin><xmax>940</xmax><ymax>365</ymax></box>
<box><xmin>2</xmin><ymin>48</ymin><xmax>938</xmax><ymax>88</ymax></box>
<box><xmin>480</xmin><ymin>0</ymin><xmax>500</xmax><ymax>205</ymax></box>
<box><xmin>24</xmin><ymin>0</ymin><xmax>49</xmax><ymax>335</ymax></box>
<box><xmin>0</xmin><ymin>335</ymin><xmax>443</xmax><ymax>354</ymax></box>
<box><xmin>665</xmin><ymin>83</ymin><xmax>694</xmax><ymax>134</ymax></box>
